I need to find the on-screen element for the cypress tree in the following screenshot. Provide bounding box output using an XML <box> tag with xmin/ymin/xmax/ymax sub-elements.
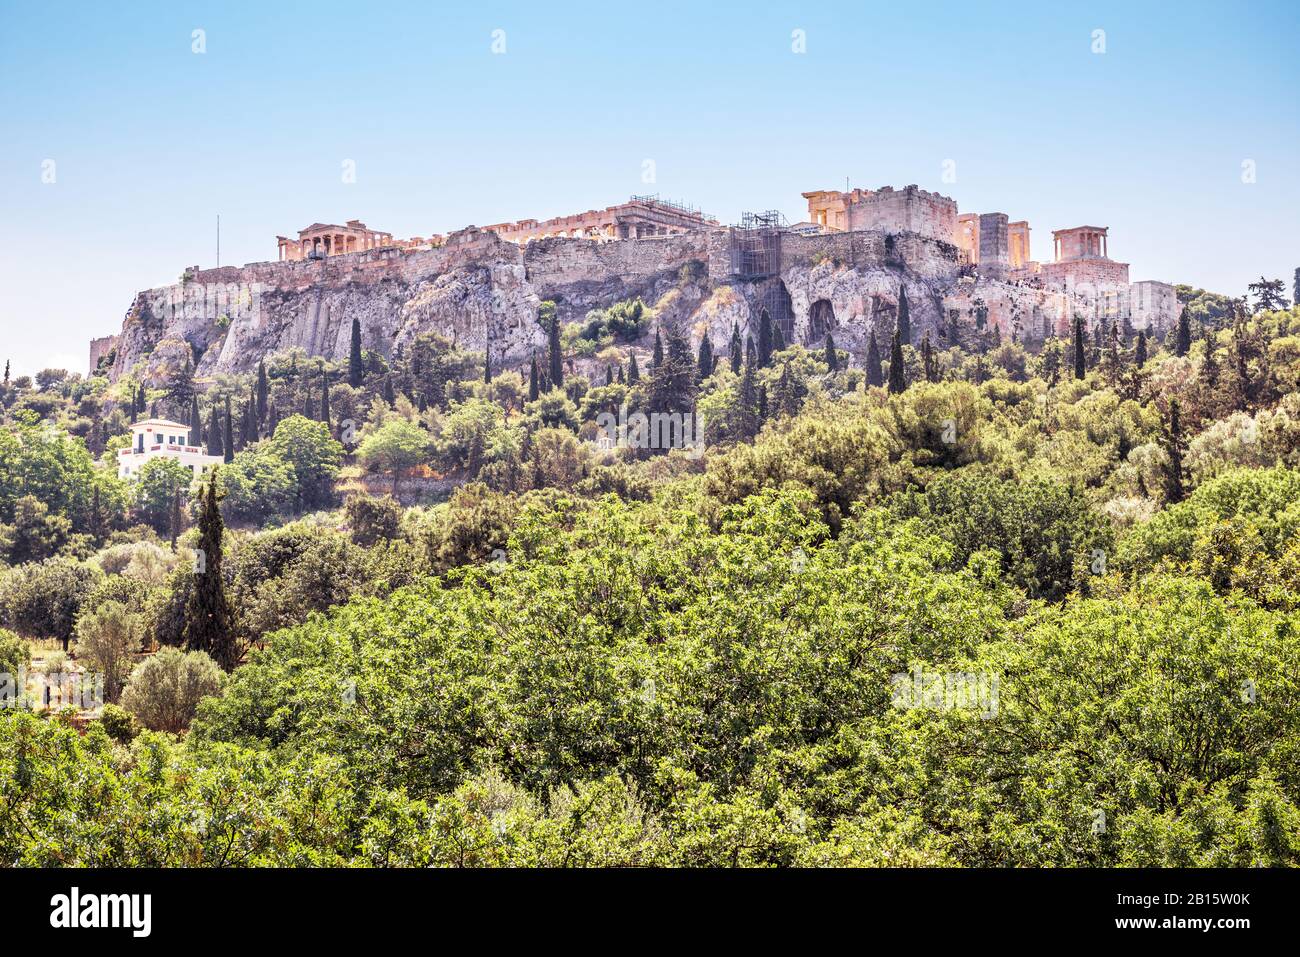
<box><xmin>921</xmin><ymin>331</ymin><xmax>936</xmax><ymax>383</ymax></box>
<box><xmin>189</xmin><ymin>395</ymin><xmax>203</xmax><ymax>445</ymax></box>
<box><xmin>383</xmin><ymin>376</ymin><xmax>396</xmax><ymax>407</ymax></box>
<box><xmin>729</xmin><ymin>322</ymin><xmax>743</xmax><ymax>375</ymax></box>
<box><xmin>1073</xmin><ymin>315</ymin><xmax>1087</xmax><ymax>380</ymax></box>
<box><xmin>256</xmin><ymin>359</ymin><xmax>269</xmax><ymax>425</ymax></box>
<box><xmin>605</xmin><ymin>366</ymin><xmax>614</xmax><ymax>386</ymax></box>
<box><xmin>737</xmin><ymin>353</ymin><xmax>759</xmax><ymax>440</ymax></box>
<box><xmin>1174</xmin><ymin>307</ymin><xmax>1193</xmax><ymax>358</ymax></box>
<box><xmin>223</xmin><ymin>396</ymin><xmax>234</xmax><ymax>463</ymax></box>
<box><xmin>888</xmin><ymin>326</ymin><xmax>907</xmax><ymax>394</ymax></box>
<box><xmin>746</xmin><ymin>337</ymin><xmax>757</xmax><ymax>370</ymax></box>
<box><xmin>183</xmin><ymin>471</ymin><xmax>237</xmax><ymax>670</ymax></box>
<box><xmin>897</xmin><ymin>286</ymin><xmax>912</xmax><ymax>346</ymax></box>
<box><xmin>652</xmin><ymin>329</ymin><xmax>664</xmax><ymax>369</ymax></box>
<box><xmin>1135</xmin><ymin>331</ymin><xmax>1149</xmax><ymax>368</ymax></box>
<box><xmin>758</xmin><ymin>309</ymin><xmax>773</xmax><ymax>367</ymax></box>
<box><xmin>90</xmin><ymin>485</ymin><xmax>104</xmax><ymax>544</ymax></box>
<box><xmin>528</xmin><ymin>355</ymin><xmax>540</xmax><ymax>401</ymax></box>
<box><xmin>865</xmin><ymin>331</ymin><xmax>884</xmax><ymax>388</ymax></box>
<box><xmin>242</xmin><ymin>392</ymin><xmax>256</xmax><ymax>447</ymax></box>
<box><xmin>824</xmin><ymin>332</ymin><xmax>839</xmax><ymax>372</ymax></box>
<box><xmin>772</xmin><ymin>321</ymin><xmax>786</xmax><ymax>355</ymax></box>
<box><xmin>628</xmin><ymin>353</ymin><xmax>641</xmax><ymax>384</ymax></box>
<box><xmin>697</xmin><ymin>337</ymin><xmax>714</xmax><ymax>382</ymax></box>
<box><xmin>348</xmin><ymin>318</ymin><xmax>364</xmax><ymax>387</ymax></box>
<box><xmin>1203</xmin><ymin>327</ymin><xmax>1219</xmax><ymax>387</ymax></box>
<box><xmin>207</xmin><ymin>403</ymin><xmax>223</xmax><ymax>458</ymax></box>
<box><xmin>1164</xmin><ymin>399</ymin><xmax>1186</xmax><ymax>504</ymax></box>
<box><xmin>548</xmin><ymin>315</ymin><xmax>564</xmax><ymax>388</ymax></box>
<box><xmin>169</xmin><ymin>488</ymin><xmax>182</xmax><ymax>549</ymax></box>
<box><xmin>320</xmin><ymin>369</ymin><xmax>331</xmax><ymax>431</ymax></box>
<box><xmin>483</xmin><ymin>347</ymin><xmax>492</xmax><ymax>384</ymax></box>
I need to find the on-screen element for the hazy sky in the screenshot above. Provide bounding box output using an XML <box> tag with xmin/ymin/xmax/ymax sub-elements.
<box><xmin>1</xmin><ymin>0</ymin><xmax>1297</xmax><ymax>376</ymax></box>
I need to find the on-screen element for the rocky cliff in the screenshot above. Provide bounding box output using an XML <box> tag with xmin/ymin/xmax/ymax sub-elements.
<box><xmin>98</xmin><ymin>224</ymin><xmax>999</xmax><ymax>387</ymax></box>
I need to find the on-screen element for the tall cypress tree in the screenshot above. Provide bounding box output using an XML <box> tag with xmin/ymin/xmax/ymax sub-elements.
<box><xmin>1164</xmin><ymin>399</ymin><xmax>1186</xmax><ymax>504</ymax></box>
<box><xmin>348</xmin><ymin>318</ymin><xmax>364</xmax><ymax>387</ymax></box>
<box><xmin>897</xmin><ymin>286</ymin><xmax>912</xmax><ymax>346</ymax></box>
<box><xmin>1174</xmin><ymin>307</ymin><xmax>1193</xmax><ymax>357</ymax></box>
<box><xmin>256</xmin><ymin>359</ymin><xmax>269</xmax><ymax>426</ymax></box>
<box><xmin>824</xmin><ymin>332</ymin><xmax>839</xmax><ymax>372</ymax></box>
<box><xmin>207</xmin><ymin>403</ymin><xmax>223</xmax><ymax>458</ymax></box>
<box><xmin>189</xmin><ymin>394</ymin><xmax>202</xmax><ymax>444</ymax></box>
<box><xmin>528</xmin><ymin>355</ymin><xmax>540</xmax><ymax>401</ymax></box>
<box><xmin>729</xmin><ymin>322</ymin><xmax>743</xmax><ymax>375</ymax></box>
<box><xmin>1135</xmin><ymin>331</ymin><xmax>1149</xmax><ymax>368</ymax></box>
<box><xmin>223</xmin><ymin>396</ymin><xmax>234</xmax><ymax>463</ymax></box>
<box><xmin>183</xmin><ymin>471</ymin><xmax>237</xmax><ymax>670</ymax></box>
<box><xmin>628</xmin><ymin>352</ymin><xmax>641</xmax><ymax>384</ymax></box>
<box><xmin>758</xmin><ymin>309</ymin><xmax>774</xmax><ymax>367</ymax></box>
<box><xmin>888</xmin><ymin>326</ymin><xmax>907</xmax><ymax>394</ymax></box>
<box><xmin>483</xmin><ymin>347</ymin><xmax>492</xmax><ymax>385</ymax></box>
<box><xmin>697</xmin><ymin>337</ymin><xmax>714</xmax><ymax>382</ymax></box>
<box><xmin>1073</xmin><ymin>315</ymin><xmax>1087</xmax><ymax>380</ymax></box>
<box><xmin>772</xmin><ymin>321</ymin><xmax>786</xmax><ymax>355</ymax></box>
<box><xmin>865</xmin><ymin>331</ymin><xmax>884</xmax><ymax>388</ymax></box>
<box><xmin>652</xmin><ymin>329</ymin><xmax>664</xmax><ymax>369</ymax></box>
<box><xmin>319</xmin><ymin>369</ymin><xmax>331</xmax><ymax>432</ymax></box>
<box><xmin>737</xmin><ymin>352</ymin><xmax>759</xmax><ymax>440</ymax></box>
<box><xmin>548</xmin><ymin>315</ymin><xmax>564</xmax><ymax>388</ymax></box>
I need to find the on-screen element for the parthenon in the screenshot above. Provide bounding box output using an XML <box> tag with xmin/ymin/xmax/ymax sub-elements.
<box><xmin>483</xmin><ymin>195</ymin><xmax>719</xmax><ymax>244</ymax></box>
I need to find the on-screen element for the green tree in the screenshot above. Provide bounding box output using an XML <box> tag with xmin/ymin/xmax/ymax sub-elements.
<box><xmin>183</xmin><ymin>472</ymin><xmax>237</xmax><ymax>669</ymax></box>
<box><xmin>348</xmin><ymin>318</ymin><xmax>364</xmax><ymax>387</ymax></box>
<box><xmin>357</xmin><ymin>418</ymin><xmax>430</xmax><ymax>494</ymax></box>
<box><xmin>887</xmin><ymin>327</ymin><xmax>907</xmax><ymax>394</ymax></box>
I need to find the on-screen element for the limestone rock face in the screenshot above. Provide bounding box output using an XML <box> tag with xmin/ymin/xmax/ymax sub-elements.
<box><xmin>97</xmin><ymin>226</ymin><xmax>1014</xmax><ymax>387</ymax></box>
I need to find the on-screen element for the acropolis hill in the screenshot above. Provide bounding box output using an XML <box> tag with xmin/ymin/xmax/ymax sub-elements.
<box><xmin>93</xmin><ymin>185</ymin><xmax>1181</xmax><ymax>384</ymax></box>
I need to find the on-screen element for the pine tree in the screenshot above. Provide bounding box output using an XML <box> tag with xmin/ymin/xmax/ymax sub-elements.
<box><xmin>183</xmin><ymin>471</ymin><xmax>237</xmax><ymax>670</ymax></box>
<box><xmin>548</xmin><ymin>315</ymin><xmax>564</xmax><ymax>388</ymax></box>
<box><xmin>697</xmin><ymin>337</ymin><xmax>714</xmax><ymax>383</ymax></box>
<box><xmin>348</xmin><ymin>318</ymin><xmax>364</xmax><ymax>387</ymax></box>
<box><xmin>528</xmin><ymin>355</ymin><xmax>540</xmax><ymax>401</ymax></box>
<box><xmin>824</xmin><ymin>332</ymin><xmax>839</xmax><ymax>372</ymax></box>
<box><xmin>758</xmin><ymin>309</ymin><xmax>774</xmax><ymax>367</ymax></box>
<box><xmin>223</xmin><ymin>397</ymin><xmax>234</xmax><ymax>463</ymax></box>
<box><xmin>865</xmin><ymin>331</ymin><xmax>884</xmax><ymax>388</ymax></box>
<box><xmin>1175</xmin><ymin>307</ymin><xmax>1193</xmax><ymax>357</ymax></box>
<box><xmin>729</xmin><ymin>322</ymin><xmax>743</xmax><ymax>375</ymax></box>
<box><xmin>1163</xmin><ymin>399</ymin><xmax>1186</xmax><ymax>504</ymax></box>
<box><xmin>1135</xmin><ymin>331</ymin><xmax>1149</xmax><ymax>368</ymax></box>
<box><xmin>897</xmin><ymin>286</ymin><xmax>912</xmax><ymax>346</ymax></box>
<box><xmin>1073</xmin><ymin>315</ymin><xmax>1087</xmax><ymax>380</ymax></box>
<box><xmin>888</xmin><ymin>326</ymin><xmax>907</xmax><ymax>394</ymax></box>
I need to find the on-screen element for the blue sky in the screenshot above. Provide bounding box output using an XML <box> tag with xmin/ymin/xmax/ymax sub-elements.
<box><xmin>1</xmin><ymin>0</ymin><xmax>1297</xmax><ymax>376</ymax></box>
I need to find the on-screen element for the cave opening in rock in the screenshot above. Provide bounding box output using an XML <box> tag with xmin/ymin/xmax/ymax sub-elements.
<box><xmin>809</xmin><ymin>299</ymin><xmax>836</xmax><ymax>342</ymax></box>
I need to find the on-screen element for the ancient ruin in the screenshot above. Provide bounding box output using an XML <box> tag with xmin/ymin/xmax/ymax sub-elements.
<box><xmin>94</xmin><ymin>181</ymin><xmax>1184</xmax><ymax>383</ymax></box>
<box><xmin>483</xmin><ymin>195</ymin><xmax>718</xmax><ymax>243</ymax></box>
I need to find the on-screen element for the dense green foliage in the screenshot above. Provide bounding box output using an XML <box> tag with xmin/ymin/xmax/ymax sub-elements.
<box><xmin>3</xmin><ymin>299</ymin><xmax>1300</xmax><ymax>867</ymax></box>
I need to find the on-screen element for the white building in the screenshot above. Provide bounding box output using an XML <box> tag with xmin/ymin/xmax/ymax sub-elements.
<box><xmin>117</xmin><ymin>418</ymin><xmax>223</xmax><ymax>480</ymax></box>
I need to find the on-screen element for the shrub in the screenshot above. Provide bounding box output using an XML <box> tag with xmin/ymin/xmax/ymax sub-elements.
<box><xmin>120</xmin><ymin>647</ymin><xmax>224</xmax><ymax>733</ymax></box>
<box><xmin>0</xmin><ymin>627</ymin><xmax>30</xmax><ymax>681</ymax></box>
<box><xmin>74</xmin><ymin>600</ymin><xmax>144</xmax><ymax>703</ymax></box>
<box><xmin>98</xmin><ymin>702</ymin><xmax>140</xmax><ymax>743</ymax></box>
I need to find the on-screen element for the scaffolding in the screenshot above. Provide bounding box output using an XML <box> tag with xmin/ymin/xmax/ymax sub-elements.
<box><xmin>729</xmin><ymin>210</ymin><xmax>787</xmax><ymax>280</ymax></box>
<box><xmin>628</xmin><ymin>194</ymin><xmax>715</xmax><ymax>223</ymax></box>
